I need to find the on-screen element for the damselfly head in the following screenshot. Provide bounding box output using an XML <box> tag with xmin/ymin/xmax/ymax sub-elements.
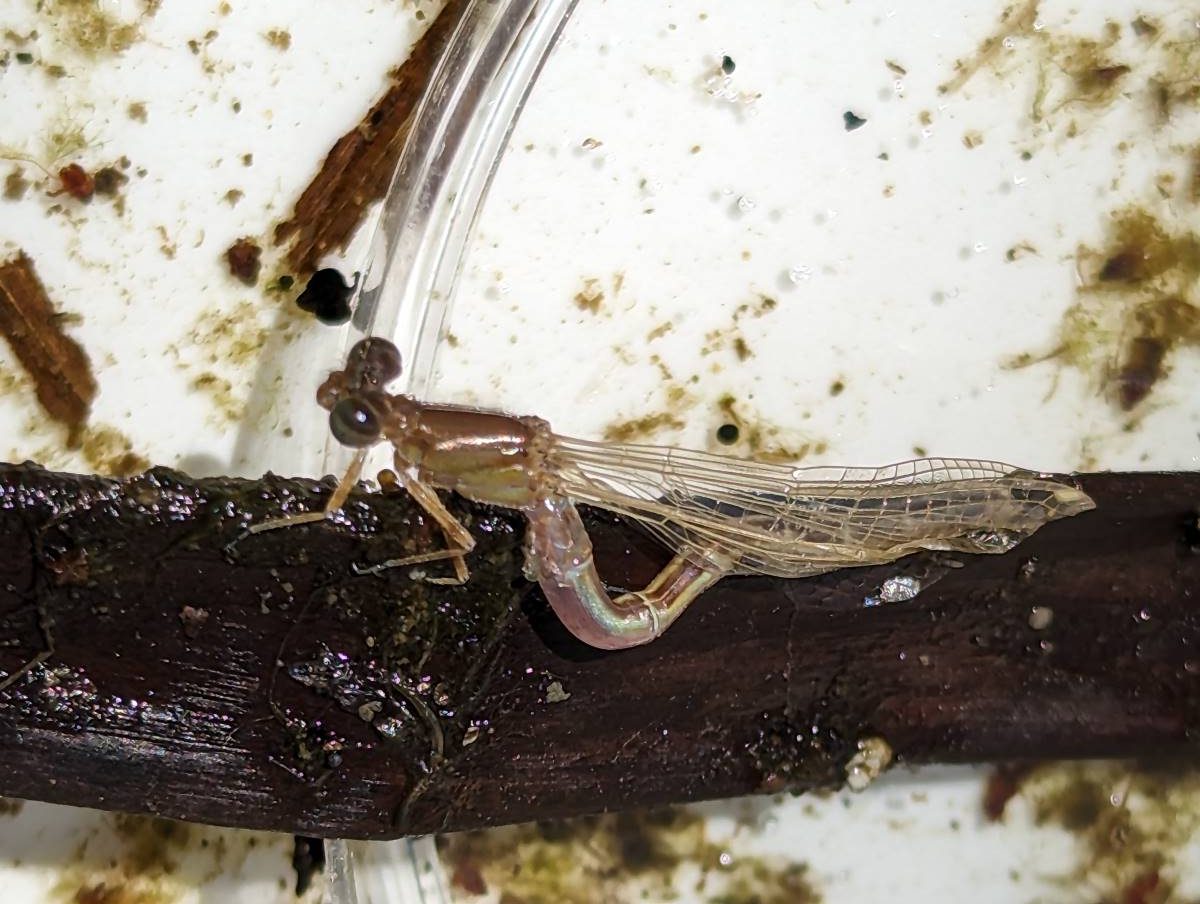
<box><xmin>317</xmin><ymin>337</ymin><xmax>403</xmax><ymax>447</ymax></box>
<box><xmin>345</xmin><ymin>337</ymin><xmax>403</xmax><ymax>390</ymax></box>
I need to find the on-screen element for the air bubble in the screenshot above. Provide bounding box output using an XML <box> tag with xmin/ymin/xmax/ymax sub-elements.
<box><xmin>1028</xmin><ymin>606</ymin><xmax>1053</xmax><ymax>630</ymax></box>
<box><xmin>375</xmin><ymin>716</ymin><xmax>404</xmax><ymax>739</ymax></box>
<box><xmin>787</xmin><ymin>264</ymin><xmax>813</xmax><ymax>283</ymax></box>
<box><xmin>358</xmin><ymin>701</ymin><xmax>382</xmax><ymax>722</ymax></box>
<box><xmin>737</xmin><ymin>195</ymin><xmax>756</xmax><ymax>212</ymax></box>
<box><xmin>880</xmin><ymin>575</ymin><xmax>922</xmax><ymax>603</ymax></box>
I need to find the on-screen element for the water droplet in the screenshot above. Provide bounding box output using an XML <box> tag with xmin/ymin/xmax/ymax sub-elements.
<box><xmin>880</xmin><ymin>575</ymin><xmax>922</xmax><ymax>603</ymax></box>
<box><xmin>737</xmin><ymin>195</ymin><xmax>756</xmax><ymax>213</ymax></box>
<box><xmin>1028</xmin><ymin>606</ymin><xmax>1054</xmax><ymax>630</ymax></box>
<box><xmin>718</xmin><ymin>851</ymin><xmax>734</xmax><ymax>867</ymax></box>
<box><xmin>357</xmin><ymin>701</ymin><xmax>382</xmax><ymax>722</ymax></box>
<box><xmin>1136</xmin><ymin>607</ymin><xmax>1152</xmax><ymax>622</ymax></box>
<box><xmin>1002</xmin><ymin>35</ymin><xmax>1016</xmax><ymax>49</ymax></box>
<box><xmin>787</xmin><ymin>264</ymin><xmax>813</xmax><ymax>283</ymax></box>
<box><xmin>375</xmin><ymin>716</ymin><xmax>403</xmax><ymax>740</ymax></box>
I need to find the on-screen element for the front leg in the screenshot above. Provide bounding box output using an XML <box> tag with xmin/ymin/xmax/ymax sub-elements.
<box><xmin>244</xmin><ymin>450</ymin><xmax>368</xmax><ymax>536</ymax></box>
<box><xmin>223</xmin><ymin>451</ymin><xmax>368</xmax><ymax>563</ymax></box>
<box><xmin>352</xmin><ymin>455</ymin><xmax>475</xmax><ymax>585</ymax></box>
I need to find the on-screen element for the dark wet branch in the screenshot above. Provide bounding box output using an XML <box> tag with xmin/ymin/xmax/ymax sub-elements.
<box><xmin>0</xmin><ymin>463</ymin><xmax>1195</xmax><ymax>839</ymax></box>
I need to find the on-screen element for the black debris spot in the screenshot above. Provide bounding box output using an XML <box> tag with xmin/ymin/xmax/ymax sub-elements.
<box><xmin>296</xmin><ymin>268</ymin><xmax>356</xmax><ymax>325</ymax></box>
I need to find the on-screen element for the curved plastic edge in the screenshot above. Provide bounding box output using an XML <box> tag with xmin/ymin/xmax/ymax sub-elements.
<box><xmin>322</xmin><ymin>0</ymin><xmax>578</xmax><ymax>901</ymax></box>
<box><xmin>348</xmin><ymin>0</ymin><xmax>581</xmax><ymax>399</ymax></box>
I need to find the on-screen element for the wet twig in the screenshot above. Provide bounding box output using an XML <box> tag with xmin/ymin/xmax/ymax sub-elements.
<box><xmin>0</xmin><ymin>463</ymin><xmax>1195</xmax><ymax>839</ymax></box>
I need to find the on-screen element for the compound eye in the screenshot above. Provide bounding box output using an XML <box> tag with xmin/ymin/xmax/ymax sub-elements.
<box><xmin>347</xmin><ymin>337</ymin><xmax>403</xmax><ymax>387</ymax></box>
<box><xmin>316</xmin><ymin>371</ymin><xmax>348</xmax><ymax>411</ymax></box>
<box><xmin>329</xmin><ymin>395</ymin><xmax>384</xmax><ymax>447</ymax></box>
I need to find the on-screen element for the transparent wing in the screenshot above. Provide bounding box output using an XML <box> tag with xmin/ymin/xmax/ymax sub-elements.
<box><xmin>546</xmin><ymin>437</ymin><xmax>1094</xmax><ymax>578</ymax></box>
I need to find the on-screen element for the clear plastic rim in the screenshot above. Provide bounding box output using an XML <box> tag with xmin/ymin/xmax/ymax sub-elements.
<box><xmin>345</xmin><ymin>0</ymin><xmax>581</xmax><ymax>400</ymax></box>
<box><xmin>321</xmin><ymin>0</ymin><xmax>578</xmax><ymax>901</ymax></box>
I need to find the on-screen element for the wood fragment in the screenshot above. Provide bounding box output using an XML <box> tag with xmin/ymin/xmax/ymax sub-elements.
<box><xmin>273</xmin><ymin>0</ymin><xmax>469</xmax><ymax>275</ymax></box>
<box><xmin>225</xmin><ymin>236</ymin><xmax>262</xmax><ymax>286</ymax></box>
<box><xmin>0</xmin><ymin>252</ymin><xmax>97</xmax><ymax>445</ymax></box>
<box><xmin>0</xmin><ymin>464</ymin><xmax>1195</xmax><ymax>839</ymax></box>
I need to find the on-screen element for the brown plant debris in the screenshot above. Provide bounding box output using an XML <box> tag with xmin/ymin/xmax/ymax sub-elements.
<box><xmin>225</xmin><ymin>237</ymin><xmax>263</xmax><ymax>286</ymax></box>
<box><xmin>939</xmin><ymin>0</ymin><xmax>1040</xmax><ymax>95</ymax></box>
<box><xmin>1006</xmin><ymin>207</ymin><xmax>1200</xmax><ymax>412</ymax></box>
<box><xmin>273</xmin><ymin>0</ymin><xmax>469</xmax><ymax>275</ymax></box>
<box><xmin>0</xmin><ymin>251</ymin><xmax>97</xmax><ymax>444</ymax></box>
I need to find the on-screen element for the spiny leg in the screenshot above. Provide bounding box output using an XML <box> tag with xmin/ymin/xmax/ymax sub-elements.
<box><xmin>0</xmin><ymin>592</ymin><xmax>55</xmax><ymax>693</ymax></box>
<box><xmin>243</xmin><ymin>450</ymin><xmax>368</xmax><ymax>538</ymax></box>
<box><xmin>0</xmin><ymin>644</ymin><xmax>52</xmax><ymax>693</ymax></box>
<box><xmin>352</xmin><ymin>455</ymin><xmax>475</xmax><ymax>585</ymax></box>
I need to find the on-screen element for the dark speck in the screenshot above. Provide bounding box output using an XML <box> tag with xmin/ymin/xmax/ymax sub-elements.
<box><xmin>843</xmin><ymin>110</ymin><xmax>867</xmax><ymax>131</ymax></box>
<box><xmin>1131</xmin><ymin>15</ymin><xmax>1159</xmax><ymax>38</ymax></box>
<box><xmin>720</xmin><ymin>54</ymin><xmax>736</xmax><ymax>75</ymax></box>
<box><xmin>1098</xmin><ymin>251</ymin><xmax>1141</xmax><ymax>283</ymax></box>
<box><xmin>15</xmin><ymin>52</ymin><xmax>33</xmax><ymax>64</ymax></box>
<box><xmin>92</xmin><ymin>166</ymin><xmax>128</xmax><ymax>197</ymax></box>
<box><xmin>1115</xmin><ymin>337</ymin><xmax>1166</xmax><ymax>410</ymax></box>
<box><xmin>1182</xmin><ymin>511</ymin><xmax>1200</xmax><ymax>554</ymax></box>
<box><xmin>716</xmin><ymin>423</ymin><xmax>739</xmax><ymax>445</ymax></box>
<box><xmin>292</xmin><ymin>836</ymin><xmax>325</xmax><ymax>897</ymax></box>
<box><xmin>297</xmin><ymin>269</ymin><xmax>356</xmax><ymax>325</ymax></box>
